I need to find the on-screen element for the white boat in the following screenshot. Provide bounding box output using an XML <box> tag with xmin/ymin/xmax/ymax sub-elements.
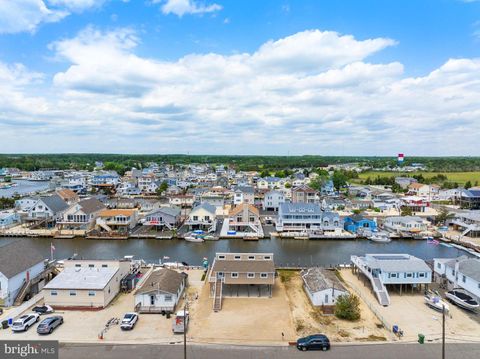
<box><xmin>369</xmin><ymin>231</ymin><xmax>391</xmax><ymax>243</ymax></box>
<box><xmin>184</xmin><ymin>235</ymin><xmax>204</xmax><ymax>243</ymax></box>
<box><xmin>203</xmin><ymin>235</ymin><xmax>217</xmax><ymax>241</ymax></box>
<box><xmin>446</xmin><ymin>289</ymin><xmax>479</xmax><ymax>311</ymax></box>
<box><xmin>424</xmin><ymin>292</ymin><xmax>450</xmax><ymax>312</ymax></box>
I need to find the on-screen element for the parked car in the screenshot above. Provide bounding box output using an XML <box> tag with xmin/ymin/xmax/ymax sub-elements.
<box><xmin>11</xmin><ymin>313</ymin><xmax>40</xmax><ymax>332</ymax></box>
<box><xmin>32</xmin><ymin>305</ymin><xmax>54</xmax><ymax>315</ymax></box>
<box><xmin>296</xmin><ymin>334</ymin><xmax>330</xmax><ymax>351</ymax></box>
<box><xmin>37</xmin><ymin>316</ymin><xmax>63</xmax><ymax>335</ymax></box>
<box><xmin>120</xmin><ymin>313</ymin><xmax>139</xmax><ymax>330</ymax></box>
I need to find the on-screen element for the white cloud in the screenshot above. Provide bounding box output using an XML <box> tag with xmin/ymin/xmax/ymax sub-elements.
<box><xmin>2</xmin><ymin>27</ymin><xmax>480</xmax><ymax>155</ymax></box>
<box><xmin>47</xmin><ymin>0</ymin><xmax>107</xmax><ymax>12</ymax></box>
<box><xmin>155</xmin><ymin>0</ymin><xmax>222</xmax><ymax>17</ymax></box>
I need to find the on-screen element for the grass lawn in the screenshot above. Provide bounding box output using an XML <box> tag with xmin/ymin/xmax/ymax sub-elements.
<box><xmin>355</xmin><ymin>171</ymin><xmax>480</xmax><ymax>186</ymax></box>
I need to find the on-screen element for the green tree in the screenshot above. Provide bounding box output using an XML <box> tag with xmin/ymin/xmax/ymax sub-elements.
<box><xmin>156</xmin><ymin>181</ymin><xmax>169</xmax><ymax>197</ymax></box>
<box><xmin>401</xmin><ymin>206</ymin><xmax>413</xmax><ymax>216</ymax></box>
<box><xmin>335</xmin><ymin>294</ymin><xmax>361</xmax><ymax>321</ymax></box>
<box><xmin>332</xmin><ymin>171</ymin><xmax>347</xmax><ymax>191</ymax></box>
<box><xmin>435</xmin><ymin>207</ymin><xmax>454</xmax><ymax>225</ymax></box>
<box><xmin>465</xmin><ymin>180</ymin><xmax>472</xmax><ymax>189</ymax></box>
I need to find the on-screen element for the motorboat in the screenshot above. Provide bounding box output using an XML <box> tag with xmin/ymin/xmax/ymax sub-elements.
<box><xmin>184</xmin><ymin>234</ymin><xmax>204</xmax><ymax>243</ymax></box>
<box><xmin>369</xmin><ymin>231</ymin><xmax>391</xmax><ymax>243</ymax></box>
<box><xmin>203</xmin><ymin>235</ymin><xmax>217</xmax><ymax>241</ymax></box>
<box><xmin>445</xmin><ymin>288</ymin><xmax>479</xmax><ymax>311</ymax></box>
<box><xmin>424</xmin><ymin>292</ymin><xmax>450</xmax><ymax>312</ymax></box>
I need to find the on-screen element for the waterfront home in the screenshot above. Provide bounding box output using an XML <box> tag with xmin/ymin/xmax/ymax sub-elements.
<box><xmin>26</xmin><ymin>194</ymin><xmax>69</xmax><ymax>223</ymax></box>
<box><xmin>395</xmin><ymin>177</ymin><xmax>417</xmax><ymax>189</ymax></box>
<box><xmin>144</xmin><ymin>206</ymin><xmax>181</xmax><ymax>230</ymax></box>
<box><xmin>58</xmin><ymin>198</ymin><xmax>106</xmax><ymax>230</ymax></box>
<box><xmin>401</xmin><ymin>196</ymin><xmax>430</xmax><ymax>213</ymax></box>
<box><xmin>96</xmin><ymin>209</ymin><xmax>139</xmax><ymax>233</ymax></box>
<box><xmin>408</xmin><ymin>183</ymin><xmax>440</xmax><ymax>200</ymax></box>
<box><xmin>43</xmin><ymin>259</ymin><xmax>130</xmax><ymax>309</ymax></box>
<box><xmin>351</xmin><ymin>253</ymin><xmax>432</xmax><ymax>306</ymax></box>
<box><xmin>301</xmin><ymin>268</ymin><xmax>348</xmax><ymax>307</ymax></box>
<box><xmin>434</xmin><ymin>256</ymin><xmax>480</xmax><ymax>299</ymax></box>
<box><xmin>344</xmin><ymin>215</ymin><xmax>377</xmax><ymax>234</ymax></box>
<box><xmin>383</xmin><ymin>216</ymin><xmax>427</xmax><ymax>233</ymax></box>
<box><xmin>227</xmin><ymin>204</ymin><xmax>263</xmax><ymax>236</ymax></box>
<box><xmin>134</xmin><ymin>268</ymin><xmax>187</xmax><ymax>314</ymax></box>
<box><xmin>184</xmin><ymin>203</ymin><xmax>217</xmax><ymax>232</ymax></box>
<box><xmin>233</xmin><ymin>186</ymin><xmax>255</xmax><ymax>205</ymax></box>
<box><xmin>276</xmin><ymin>203</ymin><xmax>342</xmax><ymax>232</ymax></box>
<box><xmin>262</xmin><ymin>190</ymin><xmax>285</xmax><ymax>211</ymax></box>
<box><xmin>208</xmin><ymin>253</ymin><xmax>275</xmax><ymax>310</ymax></box>
<box><xmin>449</xmin><ymin>211</ymin><xmax>480</xmax><ymax>237</ymax></box>
<box><xmin>200</xmin><ymin>194</ymin><xmax>225</xmax><ymax>211</ymax></box>
<box><xmin>0</xmin><ymin>210</ymin><xmax>20</xmax><ymax>229</ymax></box>
<box><xmin>15</xmin><ymin>197</ymin><xmax>38</xmax><ymax>211</ymax></box>
<box><xmin>55</xmin><ymin>188</ymin><xmax>79</xmax><ymax>205</ymax></box>
<box><xmin>169</xmin><ymin>194</ymin><xmax>194</xmax><ymax>208</ymax></box>
<box><xmin>0</xmin><ymin>241</ymin><xmax>46</xmax><ymax>307</ymax></box>
<box><xmin>458</xmin><ymin>189</ymin><xmax>480</xmax><ymax>210</ymax></box>
<box><xmin>291</xmin><ymin>184</ymin><xmax>318</xmax><ymax>204</ymax></box>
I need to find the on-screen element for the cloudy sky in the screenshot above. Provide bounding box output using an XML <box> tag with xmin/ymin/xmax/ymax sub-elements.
<box><xmin>0</xmin><ymin>0</ymin><xmax>480</xmax><ymax>155</ymax></box>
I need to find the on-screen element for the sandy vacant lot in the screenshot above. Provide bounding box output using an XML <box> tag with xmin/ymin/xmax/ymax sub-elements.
<box><xmin>279</xmin><ymin>270</ymin><xmax>389</xmax><ymax>343</ymax></box>
<box><xmin>189</xmin><ymin>277</ymin><xmax>296</xmax><ymax>345</ymax></box>
<box><xmin>340</xmin><ymin>269</ymin><xmax>480</xmax><ymax>343</ymax></box>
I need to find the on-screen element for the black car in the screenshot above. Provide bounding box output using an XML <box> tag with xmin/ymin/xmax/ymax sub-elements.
<box><xmin>32</xmin><ymin>305</ymin><xmax>54</xmax><ymax>315</ymax></box>
<box><xmin>296</xmin><ymin>334</ymin><xmax>330</xmax><ymax>351</ymax></box>
<box><xmin>37</xmin><ymin>316</ymin><xmax>63</xmax><ymax>335</ymax></box>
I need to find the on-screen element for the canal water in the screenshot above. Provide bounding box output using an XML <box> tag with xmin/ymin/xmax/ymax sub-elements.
<box><xmin>0</xmin><ymin>237</ymin><xmax>468</xmax><ymax>266</ymax></box>
<box><xmin>0</xmin><ymin>180</ymin><xmax>50</xmax><ymax>198</ymax></box>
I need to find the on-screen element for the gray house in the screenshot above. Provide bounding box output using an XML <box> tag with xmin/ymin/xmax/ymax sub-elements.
<box><xmin>26</xmin><ymin>194</ymin><xmax>69</xmax><ymax>223</ymax></box>
<box><xmin>144</xmin><ymin>206</ymin><xmax>181</xmax><ymax>230</ymax></box>
<box><xmin>262</xmin><ymin>190</ymin><xmax>285</xmax><ymax>211</ymax></box>
<box><xmin>0</xmin><ymin>241</ymin><xmax>46</xmax><ymax>307</ymax></box>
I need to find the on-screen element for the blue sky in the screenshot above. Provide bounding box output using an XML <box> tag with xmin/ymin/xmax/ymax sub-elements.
<box><xmin>0</xmin><ymin>0</ymin><xmax>480</xmax><ymax>155</ymax></box>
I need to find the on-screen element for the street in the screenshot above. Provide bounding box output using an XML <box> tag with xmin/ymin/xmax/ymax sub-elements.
<box><xmin>59</xmin><ymin>343</ymin><xmax>480</xmax><ymax>359</ymax></box>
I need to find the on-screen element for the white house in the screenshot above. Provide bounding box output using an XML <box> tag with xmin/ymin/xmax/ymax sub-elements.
<box><xmin>134</xmin><ymin>267</ymin><xmax>187</xmax><ymax>313</ymax></box>
<box><xmin>256</xmin><ymin>177</ymin><xmax>288</xmax><ymax>190</ymax></box>
<box><xmin>26</xmin><ymin>194</ymin><xmax>69</xmax><ymax>222</ymax></box>
<box><xmin>383</xmin><ymin>216</ymin><xmax>427</xmax><ymax>233</ymax></box>
<box><xmin>59</xmin><ymin>198</ymin><xmax>106</xmax><ymax>230</ymax></box>
<box><xmin>0</xmin><ymin>241</ymin><xmax>45</xmax><ymax>307</ymax></box>
<box><xmin>184</xmin><ymin>203</ymin><xmax>217</xmax><ymax>232</ymax></box>
<box><xmin>301</xmin><ymin>267</ymin><xmax>348</xmax><ymax>306</ymax></box>
<box><xmin>262</xmin><ymin>190</ymin><xmax>285</xmax><ymax>211</ymax></box>
<box><xmin>434</xmin><ymin>256</ymin><xmax>480</xmax><ymax>299</ymax></box>
<box><xmin>233</xmin><ymin>186</ymin><xmax>255</xmax><ymax>205</ymax></box>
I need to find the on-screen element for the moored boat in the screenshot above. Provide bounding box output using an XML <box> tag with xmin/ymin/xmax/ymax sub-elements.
<box><xmin>369</xmin><ymin>231</ymin><xmax>391</xmax><ymax>243</ymax></box>
<box><xmin>445</xmin><ymin>288</ymin><xmax>479</xmax><ymax>311</ymax></box>
<box><xmin>184</xmin><ymin>234</ymin><xmax>205</xmax><ymax>243</ymax></box>
<box><xmin>424</xmin><ymin>291</ymin><xmax>450</xmax><ymax>312</ymax></box>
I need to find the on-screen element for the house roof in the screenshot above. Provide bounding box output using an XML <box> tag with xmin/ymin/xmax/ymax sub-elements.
<box><xmin>235</xmin><ymin>186</ymin><xmax>255</xmax><ymax>194</ymax></box>
<box><xmin>458</xmin><ymin>258</ymin><xmax>480</xmax><ymax>282</ymax></box>
<box><xmin>279</xmin><ymin>203</ymin><xmax>322</xmax><ymax>215</ymax></box>
<box><xmin>147</xmin><ymin>206</ymin><xmax>181</xmax><ymax>217</ymax></box>
<box><xmin>229</xmin><ymin>203</ymin><xmax>259</xmax><ymax>217</ymax></box>
<box><xmin>408</xmin><ymin>183</ymin><xmax>425</xmax><ymax>190</ymax></box>
<box><xmin>0</xmin><ymin>241</ymin><xmax>45</xmax><ymax>279</ymax></box>
<box><xmin>191</xmin><ymin>202</ymin><xmax>216</xmax><ymax>214</ymax></box>
<box><xmin>56</xmin><ymin>189</ymin><xmax>79</xmax><ymax>202</ymax></box>
<box><xmin>99</xmin><ymin>209</ymin><xmax>136</xmax><ymax>217</ymax></box>
<box><xmin>136</xmin><ymin>268</ymin><xmax>186</xmax><ymax>295</ymax></box>
<box><xmin>44</xmin><ymin>267</ymin><xmax>118</xmax><ymax>290</ymax></box>
<box><xmin>40</xmin><ymin>194</ymin><xmax>69</xmax><ymax>214</ymax></box>
<box><xmin>77</xmin><ymin>198</ymin><xmax>106</xmax><ymax>214</ymax></box>
<box><xmin>292</xmin><ymin>184</ymin><xmax>317</xmax><ymax>193</ymax></box>
<box><xmin>211</xmin><ymin>258</ymin><xmax>275</xmax><ymax>273</ymax></box>
<box><xmin>302</xmin><ymin>267</ymin><xmax>347</xmax><ymax>293</ymax></box>
<box><xmin>363</xmin><ymin>254</ymin><xmax>431</xmax><ymax>272</ymax></box>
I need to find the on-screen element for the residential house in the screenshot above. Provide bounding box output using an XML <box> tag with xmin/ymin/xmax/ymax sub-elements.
<box><xmin>227</xmin><ymin>204</ymin><xmax>263</xmax><ymax>236</ymax></box>
<box><xmin>0</xmin><ymin>241</ymin><xmax>46</xmax><ymax>307</ymax></box>
<box><xmin>169</xmin><ymin>194</ymin><xmax>194</xmax><ymax>208</ymax></box>
<box><xmin>144</xmin><ymin>206</ymin><xmax>181</xmax><ymax>230</ymax></box>
<box><xmin>55</xmin><ymin>188</ymin><xmax>79</xmax><ymax>205</ymax></box>
<box><xmin>184</xmin><ymin>203</ymin><xmax>217</xmax><ymax>232</ymax></box>
<box><xmin>58</xmin><ymin>198</ymin><xmax>106</xmax><ymax>230</ymax></box>
<box><xmin>134</xmin><ymin>268</ymin><xmax>187</xmax><ymax>313</ymax></box>
<box><xmin>138</xmin><ymin>173</ymin><xmax>157</xmax><ymax>193</ymax></box>
<box><xmin>408</xmin><ymin>183</ymin><xmax>440</xmax><ymax>200</ymax></box>
<box><xmin>434</xmin><ymin>256</ymin><xmax>480</xmax><ymax>299</ymax></box>
<box><xmin>15</xmin><ymin>197</ymin><xmax>37</xmax><ymax>212</ymax></box>
<box><xmin>262</xmin><ymin>190</ymin><xmax>285</xmax><ymax>211</ymax></box>
<box><xmin>449</xmin><ymin>211</ymin><xmax>480</xmax><ymax>238</ymax></box>
<box><xmin>344</xmin><ymin>215</ymin><xmax>377</xmax><ymax>234</ymax></box>
<box><xmin>458</xmin><ymin>189</ymin><xmax>480</xmax><ymax>210</ymax></box>
<box><xmin>256</xmin><ymin>177</ymin><xmax>287</xmax><ymax>190</ymax></box>
<box><xmin>395</xmin><ymin>177</ymin><xmax>417</xmax><ymax>189</ymax></box>
<box><xmin>26</xmin><ymin>194</ymin><xmax>69</xmax><ymax>223</ymax></box>
<box><xmin>0</xmin><ymin>210</ymin><xmax>20</xmax><ymax>229</ymax></box>
<box><xmin>383</xmin><ymin>216</ymin><xmax>427</xmax><ymax>233</ymax></box>
<box><xmin>276</xmin><ymin>203</ymin><xmax>342</xmax><ymax>232</ymax></box>
<box><xmin>233</xmin><ymin>186</ymin><xmax>255</xmax><ymax>205</ymax></box>
<box><xmin>291</xmin><ymin>185</ymin><xmax>318</xmax><ymax>204</ymax></box>
<box><xmin>96</xmin><ymin>209</ymin><xmax>139</xmax><ymax>233</ymax></box>
<box><xmin>43</xmin><ymin>259</ymin><xmax>131</xmax><ymax>309</ymax></box>
<box><xmin>401</xmin><ymin>196</ymin><xmax>430</xmax><ymax>213</ymax></box>
<box><xmin>301</xmin><ymin>268</ymin><xmax>348</xmax><ymax>307</ymax></box>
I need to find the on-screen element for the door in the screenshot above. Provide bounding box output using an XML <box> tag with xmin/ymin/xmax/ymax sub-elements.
<box><xmin>26</xmin><ymin>271</ymin><xmax>30</xmax><ymax>282</ymax></box>
<box><xmin>150</xmin><ymin>295</ymin><xmax>155</xmax><ymax>305</ymax></box>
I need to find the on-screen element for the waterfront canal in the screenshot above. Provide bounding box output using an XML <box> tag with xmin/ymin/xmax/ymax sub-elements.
<box><xmin>0</xmin><ymin>237</ymin><xmax>468</xmax><ymax>266</ymax></box>
<box><xmin>0</xmin><ymin>180</ymin><xmax>50</xmax><ymax>198</ymax></box>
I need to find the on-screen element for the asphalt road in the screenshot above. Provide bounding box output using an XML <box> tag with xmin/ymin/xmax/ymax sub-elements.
<box><xmin>59</xmin><ymin>343</ymin><xmax>480</xmax><ymax>359</ymax></box>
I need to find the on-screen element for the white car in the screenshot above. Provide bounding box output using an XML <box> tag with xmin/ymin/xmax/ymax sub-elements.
<box><xmin>120</xmin><ymin>312</ymin><xmax>138</xmax><ymax>330</ymax></box>
<box><xmin>11</xmin><ymin>313</ymin><xmax>40</xmax><ymax>332</ymax></box>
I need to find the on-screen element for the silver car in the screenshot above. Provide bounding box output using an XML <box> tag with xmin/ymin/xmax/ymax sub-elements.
<box><xmin>37</xmin><ymin>316</ymin><xmax>63</xmax><ymax>335</ymax></box>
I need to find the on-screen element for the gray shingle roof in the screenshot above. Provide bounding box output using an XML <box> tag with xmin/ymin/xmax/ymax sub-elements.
<box><xmin>458</xmin><ymin>258</ymin><xmax>480</xmax><ymax>282</ymax></box>
<box><xmin>78</xmin><ymin>198</ymin><xmax>106</xmax><ymax>214</ymax></box>
<box><xmin>148</xmin><ymin>206</ymin><xmax>181</xmax><ymax>217</ymax></box>
<box><xmin>40</xmin><ymin>194</ymin><xmax>69</xmax><ymax>214</ymax></box>
<box><xmin>136</xmin><ymin>268</ymin><xmax>186</xmax><ymax>295</ymax></box>
<box><xmin>0</xmin><ymin>241</ymin><xmax>45</xmax><ymax>278</ymax></box>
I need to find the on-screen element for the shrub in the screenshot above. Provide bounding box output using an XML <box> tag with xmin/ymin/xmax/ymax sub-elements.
<box><xmin>335</xmin><ymin>294</ymin><xmax>361</xmax><ymax>321</ymax></box>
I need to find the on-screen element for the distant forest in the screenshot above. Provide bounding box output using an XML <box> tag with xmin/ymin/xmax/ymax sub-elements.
<box><xmin>1</xmin><ymin>154</ymin><xmax>480</xmax><ymax>174</ymax></box>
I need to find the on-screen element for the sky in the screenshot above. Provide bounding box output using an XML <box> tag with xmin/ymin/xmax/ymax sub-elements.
<box><xmin>0</xmin><ymin>0</ymin><xmax>480</xmax><ymax>156</ymax></box>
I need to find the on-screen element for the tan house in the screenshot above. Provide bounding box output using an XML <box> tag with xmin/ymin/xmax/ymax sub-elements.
<box><xmin>291</xmin><ymin>184</ymin><xmax>318</xmax><ymax>203</ymax></box>
<box><xmin>43</xmin><ymin>259</ymin><xmax>131</xmax><ymax>309</ymax></box>
<box><xmin>208</xmin><ymin>253</ymin><xmax>275</xmax><ymax>311</ymax></box>
<box><xmin>227</xmin><ymin>204</ymin><xmax>263</xmax><ymax>237</ymax></box>
<box><xmin>56</xmin><ymin>188</ymin><xmax>80</xmax><ymax>204</ymax></box>
<box><xmin>96</xmin><ymin>209</ymin><xmax>139</xmax><ymax>233</ymax></box>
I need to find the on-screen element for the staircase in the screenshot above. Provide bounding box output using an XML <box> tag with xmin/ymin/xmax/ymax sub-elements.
<box><xmin>96</xmin><ymin>218</ymin><xmax>112</xmax><ymax>232</ymax></box>
<box><xmin>14</xmin><ymin>279</ymin><xmax>32</xmax><ymax>306</ymax></box>
<box><xmin>351</xmin><ymin>255</ymin><xmax>390</xmax><ymax>306</ymax></box>
<box><xmin>213</xmin><ymin>277</ymin><xmax>223</xmax><ymax>312</ymax></box>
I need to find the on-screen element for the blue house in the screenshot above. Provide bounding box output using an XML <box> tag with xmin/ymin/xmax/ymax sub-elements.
<box><xmin>344</xmin><ymin>214</ymin><xmax>377</xmax><ymax>233</ymax></box>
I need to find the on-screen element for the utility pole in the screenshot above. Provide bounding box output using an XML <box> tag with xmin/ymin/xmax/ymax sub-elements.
<box><xmin>183</xmin><ymin>299</ymin><xmax>188</xmax><ymax>359</ymax></box>
<box><xmin>442</xmin><ymin>304</ymin><xmax>446</xmax><ymax>359</ymax></box>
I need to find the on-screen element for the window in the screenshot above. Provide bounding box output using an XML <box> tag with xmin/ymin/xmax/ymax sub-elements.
<box><xmin>205</xmin><ymin>216</ymin><xmax>210</xmax><ymax>221</ymax></box>
<box><xmin>437</xmin><ymin>263</ymin><xmax>441</xmax><ymax>269</ymax></box>
<box><xmin>75</xmin><ymin>264</ymin><xmax>81</xmax><ymax>268</ymax></box>
<box><xmin>88</xmin><ymin>264</ymin><xmax>94</xmax><ymax>268</ymax></box>
<box><xmin>69</xmin><ymin>290</ymin><xmax>76</xmax><ymax>296</ymax></box>
<box><xmin>419</xmin><ymin>273</ymin><xmax>425</xmax><ymax>278</ymax></box>
<box><xmin>260</xmin><ymin>273</ymin><xmax>268</xmax><ymax>278</ymax></box>
<box><xmin>248</xmin><ymin>256</ymin><xmax>255</xmax><ymax>260</ymax></box>
<box><xmin>88</xmin><ymin>291</ymin><xmax>96</xmax><ymax>296</ymax></box>
<box><xmin>324</xmin><ymin>294</ymin><xmax>329</xmax><ymax>303</ymax></box>
<box><xmin>193</xmin><ymin>216</ymin><xmax>198</xmax><ymax>221</ymax></box>
<box><xmin>150</xmin><ymin>295</ymin><xmax>155</xmax><ymax>305</ymax></box>
<box><xmin>51</xmin><ymin>290</ymin><xmax>58</xmax><ymax>296</ymax></box>
<box><xmin>234</xmin><ymin>255</ymin><xmax>241</xmax><ymax>260</ymax></box>
<box><xmin>218</xmin><ymin>255</ymin><xmax>225</xmax><ymax>260</ymax></box>
<box><xmin>462</xmin><ymin>275</ymin><xmax>466</xmax><ymax>283</ymax></box>
<box><xmin>247</xmin><ymin>273</ymin><xmax>255</xmax><ymax>278</ymax></box>
<box><xmin>264</xmin><ymin>256</ymin><xmax>271</xmax><ymax>260</ymax></box>
<box><xmin>165</xmin><ymin>295</ymin><xmax>173</xmax><ymax>302</ymax></box>
<box><xmin>231</xmin><ymin>272</ymin><xmax>239</xmax><ymax>278</ymax></box>
<box><xmin>102</xmin><ymin>264</ymin><xmax>108</xmax><ymax>268</ymax></box>
<box><xmin>390</xmin><ymin>273</ymin><xmax>397</xmax><ymax>278</ymax></box>
<box><xmin>406</xmin><ymin>273</ymin><xmax>413</xmax><ymax>278</ymax></box>
<box><xmin>452</xmin><ymin>269</ymin><xmax>455</xmax><ymax>276</ymax></box>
